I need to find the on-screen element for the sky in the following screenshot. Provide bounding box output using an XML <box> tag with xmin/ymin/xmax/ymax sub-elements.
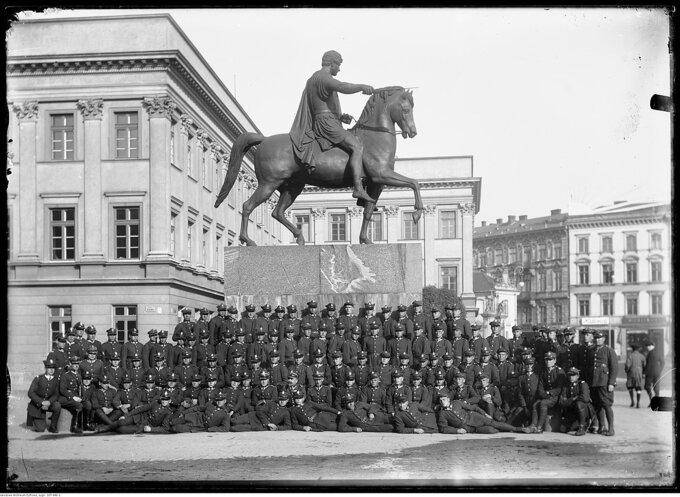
<box><xmin>17</xmin><ymin>7</ymin><xmax>673</xmax><ymax>225</ymax></box>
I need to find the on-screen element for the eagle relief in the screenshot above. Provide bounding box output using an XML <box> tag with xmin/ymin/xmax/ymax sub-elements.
<box><xmin>320</xmin><ymin>245</ymin><xmax>377</xmax><ymax>293</ymax></box>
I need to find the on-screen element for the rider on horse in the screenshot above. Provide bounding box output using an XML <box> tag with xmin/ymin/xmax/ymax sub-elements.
<box><xmin>289</xmin><ymin>50</ymin><xmax>375</xmax><ymax>203</ymax></box>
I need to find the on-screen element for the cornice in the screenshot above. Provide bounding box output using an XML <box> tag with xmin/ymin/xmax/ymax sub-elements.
<box><xmin>7</xmin><ymin>51</ymin><xmax>249</xmax><ymax>145</ymax></box>
<box><xmin>567</xmin><ymin>216</ymin><xmax>668</xmax><ymax>230</ymax></box>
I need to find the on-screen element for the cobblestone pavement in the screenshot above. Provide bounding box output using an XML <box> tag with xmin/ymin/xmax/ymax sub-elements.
<box><xmin>6</xmin><ymin>384</ymin><xmax>675</xmax><ymax>490</ymax></box>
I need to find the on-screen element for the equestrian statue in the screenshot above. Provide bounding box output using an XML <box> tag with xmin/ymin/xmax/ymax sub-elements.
<box><xmin>214</xmin><ymin>50</ymin><xmax>422</xmax><ymax>246</ymax></box>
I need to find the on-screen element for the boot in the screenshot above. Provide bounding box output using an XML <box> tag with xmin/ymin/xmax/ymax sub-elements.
<box><xmin>628</xmin><ymin>389</ymin><xmax>635</xmax><ymax>407</ymax></box>
<box><xmin>575</xmin><ymin>425</ymin><xmax>586</xmax><ymax>436</ymax></box>
<box><xmin>636</xmin><ymin>393</ymin><xmax>641</xmax><ymax>408</ymax></box>
<box><xmin>70</xmin><ymin>412</ymin><xmax>83</xmax><ymax>434</ymax></box>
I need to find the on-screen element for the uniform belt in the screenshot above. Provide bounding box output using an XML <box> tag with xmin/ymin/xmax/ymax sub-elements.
<box><xmin>314</xmin><ymin>111</ymin><xmax>336</xmax><ymax>117</ymax></box>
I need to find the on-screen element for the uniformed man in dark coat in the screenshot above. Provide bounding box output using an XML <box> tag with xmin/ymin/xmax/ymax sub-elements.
<box><xmin>381</xmin><ymin>305</ymin><xmax>396</xmax><ymax>340</ymax></box>
<box><xmin>589</xmin><ymin>330</ymin><xmax>618</xmax><ymax>436</ymax></box>
<box><xmin>256</xmin><ymin>391</ymin><xmax>293</xmax><ymax>431</ymax></box>
<box><xmin>459</xmin><ymin>349</ymin><xmax>482</xmax><ymax>387</ymax></box>
<box><xmin>64</xmin><ymin>328</ymin><xmax>85</xmax><ymax>362</ymax></box>
<box><xmin>193</xmin><ymin>308</ymin><xmax>212</xmax><ymax>343</ymax></box>
<box><xmin>222</xmin><ymin>306</ymin><xmax>242</xmax><ymax>345</ymax></box>
<box><xmin>173</xmin><ymin>307</ymin><xmax>194</xmax><ymax>342</ymax></box>
<box><xmin>487</xmin><ymin>320</ymin><xmax>509</xmax><ymax>364</ymax></box>
<box><xmin>95</xmin><ymin>389</ymin><xmax>173</xmax><ymax>434</ymax></box>
<box><xmin>322</xmin><ymin>303</ymin><xmax>338</xmax><ymax>335</ymax></box>
<box><xmin>112</xmin><ymin>374</ymin><xmax>141</xmax><ymax>418</ymax></box>
<box><xmin>291</xmin><ymin>349</ymin><xmax>313</xmax><ymax>389</ymax></box>
<box><xmin>83</xmin><ymin>326</ymin><xmax>103</xmax><ymax>361</ymax></box>
<box><xmin>239</xmin><ymin>304</ymin><xmax>259</xmax><ymax>344</ymax></box>
<box><xmin>392</xmin><ymin>304</ymin><xmax>414</xmax><ymax>342</ymax></box>
<box><xmin>452</xmin><ymin>306</ymin><xmax>472</xmax><ymax>340</ymax></box>
<box><xmin>450</xmin><ymin>370</ymin><xmax>480</xmax><ymax>405</ymax></box>
<box><xmin>103</xmin><ymin>351</ymin><xmax>126</xmax><ymax>389</ymax></box>
<box><xmin>430</xmin><ymin>308</ymin><xmax>446</xmax><ymax>341</ymax></box>
<box><xmin>410</xmin><ymin>371</ymin><xmax>432</xmax><ymax>409</ymax></box>
<box><xmin>431</xmin><ymin>325</ymin><xmax>453</xmax><ymax>365</ymax></box>
<box><xmin>79</xmin><ymin>346</ymin><xmax>105</xmax><ymax>384</ymax></box>
<box><xmin>438</xmin><ymin>396</ymin><xmax>522</xmax><ymax>434</ymax></box>
<box><xmin>469</xmin><ymin>324</ymin><xmax>489</xmax><ymax>363</ymax></box>
<box><xmin>476</xmin><ymin>373</ymin><xmax>503</xmax><ymax>420</ymax></box>
<box><xmin>525</xmin><ymin>351</ymin><xmax>567</xmax><ymax>433</ymax></box>
<box><xmin>297</xmin><ymin>324</ymin><xmax>314</xmax><ymax>364</ymax></box>
<box><xmin>411</xmin><ymin>301</ymin><xmax>432</xmax><ymax>341</ymax></box>
<box><xmin>308</xmin><ymin>349</ymin><xmax>332</xmax><ymax>386</ymax></box>
<box><xmin>353</xmin><ymin>351</ymin><xmax>371</xmax><ymax>387</ymax></box>
<box><xmin>450</xmin><ymin>325</ymin><xmax>469</xmax><ymax>369</ymax></box>
<box><xmin>290</xmin><ymin>391</ymin><xmax>340</xmax><ymax>432</ymax></box>
<box><xmin>301</xmin><ymin>300</ymin><xmax>322</xmax><ymax>335</ymax></box>
<box><xmin>358</xmin><ymin>302</ymin><xmax>381</xmax><ymax>338</ymax></box>
<box><xmin>46</xmin><ymin>336</ymin><xmax>69</xmax><ymax>377</ymax></box>
<box><xmin>337</xmin><ymin>392</ymin><xmax>394</xmax><ymax>432</ymax></box>
<box><xmin>307</xmin><ymin>371</ymin><xmax>333</xmax><ymax>406</ymax></box>
<box><xmin>388</xmin><ymin>325</ymin><xmax>413</xmax><ymax>368</ymax></box>
<box><xmin>508</xmin><ymin>325</ymin><xmax>527</xmax><ymax>364</ymax></box>
<box><xmin>558</xmin><ymin>367</ymin><xmax>593</xmax><ymax>436</ymax></box>
<box><xmin>392</xmin><ymin>394</ymin><xmax>438</xmax><ymax>433</ymax></box>
<box><xmin>337</xmin><ymin>301</ymin><xmax>359</xmax><ymax>340</ymax></box>
<box><xmin>278</xmin><ymin>304</ymin><xmax>301</xmax><ymax>341</ymax></box>
<box><xmin>58</xmin><ymin>356</ymin><xmax>85</xmax><ymax>433</ymax></box>
<box><xmin>362</xmin><ymin>322</ymin><xmax>387</xmax><ymax>370</ymax></box>
<box><xmin>412</xmin><ymin>324</ymin><xmax>432</xmax><ymax>361</ymax></box>
<box><xmin>208</xmin><ymin>303</ymin><xmax>228</xmax><ymax>345</ymax></box>
<box><xmin>342</xmin><ymin>327</ymin><xmax>362</xmax><ymax>367</ymax></box>
<box><xmin>122</xmin><ymin>329</ymin><xmax>144</xmax><ymax>371</ymax></box>
<box><xmin>255</xmin><ymin>304</ymin><xmax>274</xmax><ymax>342</ymax></box>
<box><xmin>386</xmin><ymin>370</ymin><xmax>412</xmax><ymax>415</ymax></box>
<box><xmin>327</xmin><ymin>323</ymin><xmax>346</xmax><ymax>366</ymax></box>
<box><xmin>372</xmin><ymin>351</ymin><xmax>394</xmax><ymax>386</ymax></box>
<box><xmin>101</xmin><ymin>328</ymin><xmax>123</xmax><ymax>367</ymax></box>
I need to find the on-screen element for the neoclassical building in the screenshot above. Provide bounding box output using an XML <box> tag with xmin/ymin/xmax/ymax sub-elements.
<box><xmin>567</xmin><ymin>201</ymin><xmax>671</xmax><ymax>362</ymax></box>
<box><xmin>6</xmin><ymin>14</ymin><xmax>282</xmax><ymax>381</ymax></box>
<box><xmin>285</xmin><ymin>156</ymin><xmax>482</xmax><ymax>313</ymax></box>
<box><xmin>473</xmin><ymin>209</ymin><xmax>570</xmax><ymax>334</ymax></box>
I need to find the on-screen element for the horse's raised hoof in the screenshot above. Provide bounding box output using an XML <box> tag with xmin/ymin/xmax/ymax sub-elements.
<box><xmin>359</xmin><ymin>237</ymin><xmax>373</xmax><ymax>245</ymax></box>
<box><xmin>296</xmin><ymin>237</ymin><xmax>306</xmax><ymax>246</ymax></box>
<box><xmin>352</xmin><ymin>188</ymin><xmax>374</xmax><ymax>204</ymax></box>
<box><xmin>412</xmin><ymin>210</ymin><xmax>422</xmax><ymax>225</ymax></box>
<box><xmin>240</xmin><ymin>237</ymin><xmax>257</xmax><ymax>247</ymax></box>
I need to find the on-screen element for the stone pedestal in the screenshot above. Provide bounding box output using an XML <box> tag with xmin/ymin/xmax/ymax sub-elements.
<box><xmin>224</xmin><ymin>244</ymin><xmax>423</xmax><ymax>309</ymax></box>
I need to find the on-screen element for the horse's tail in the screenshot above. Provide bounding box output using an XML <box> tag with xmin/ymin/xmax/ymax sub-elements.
<box><xmin>214</xmin><ymin>132</ymin><xmax>265</xmax><ymax>208</ymax></box>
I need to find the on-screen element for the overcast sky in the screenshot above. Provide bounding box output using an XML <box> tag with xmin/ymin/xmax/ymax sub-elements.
<box><xmin>19</xmin><ymin>7</ymin><xmax>672</xmax><ymax>225</ymax></box>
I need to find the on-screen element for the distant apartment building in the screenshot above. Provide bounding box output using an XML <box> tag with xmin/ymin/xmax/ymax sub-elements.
<box><xmin>567</xmin><ymin>201</ymin><xmax>671</xmax><ymax>361</ymax></box>
<box><xmin>473</xmin><ymin>209</ymin><xmax>570</xmax><ymax>335</ymax></box>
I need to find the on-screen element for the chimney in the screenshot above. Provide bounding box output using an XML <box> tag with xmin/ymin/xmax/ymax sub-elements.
<box><xmin>496</xmin><ymin>218</ymin><xmax>503</xmax><ymax>225</ymax></box>
<box><xmin>550</xmin><ymin>209</ymin><xmax>562</xmax><ymax>216</ymax></box>
<box><xmin>519</xmin><ymin>215</ymin><xmax>528</xmax><ymax>221</ymax></box>
<box><xmin>481</xmin><ymin>221</ymin><xmax>487</xmax><ymax>227</ymax></box>
<box><xmin>507</xmin><ymin>215</ymin><xmax>516</xmax><ymax>223</ymax></box>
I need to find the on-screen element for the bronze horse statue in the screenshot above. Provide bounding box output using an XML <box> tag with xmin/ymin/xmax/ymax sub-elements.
<box><xmin>214</xmin><ymin>87</ymin><xmax>423</xmax><ymax>246</ymax></box>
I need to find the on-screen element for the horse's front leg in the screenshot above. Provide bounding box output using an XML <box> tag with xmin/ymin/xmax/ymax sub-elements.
<box><xmin>372</xmin><ymin>169</ymin><xmax>423</xmax><ymax>223</ymax></box>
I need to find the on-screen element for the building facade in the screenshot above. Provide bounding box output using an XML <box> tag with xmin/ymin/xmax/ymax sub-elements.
<box><xmin>567</xmin><ymin>201</ymin><xmax>672</xmax><ymax>361</ymax></box>
<box><xmin>472</xmin><ymin>270</ymin><xmax>520</xmax><ymax>338</ymax></box>
<box><xmin>473</xmin><ymin>209</ymin><xmax>570</xmax><ymax>335</ymax></box>
<box><xmin>6</xmin><ymin>14</ymin><xmax>283</xmax><ymax>381</ymax></box>
<box><xmin>286</xmin><ymin>156</ymin><xmax>482</xmax><ymax>313</ymax></box>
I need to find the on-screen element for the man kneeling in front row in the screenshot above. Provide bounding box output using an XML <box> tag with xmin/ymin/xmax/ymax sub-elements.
<box><xmin>437</xmin><ymin>395</ymin><xmax>525</xmax><ymax>434</ymax></box>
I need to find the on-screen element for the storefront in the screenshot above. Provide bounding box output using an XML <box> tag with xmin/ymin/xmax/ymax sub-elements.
<box><xmin>620</xmin><ymin>315</ymin><xmax>671</xmax><ymax>362</ymax></box>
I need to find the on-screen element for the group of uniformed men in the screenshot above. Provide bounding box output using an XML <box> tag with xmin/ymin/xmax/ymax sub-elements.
<box><xmin>27</xmin><ymin>299</ymin><xmax>618</xmax><ymax>436</ymax></box>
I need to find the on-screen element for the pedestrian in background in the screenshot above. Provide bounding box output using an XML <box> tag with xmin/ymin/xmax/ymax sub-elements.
<box><xmin>624</xmin><ymin>344</ymin><xmax>646</xmax><ymax>408</ymax></box>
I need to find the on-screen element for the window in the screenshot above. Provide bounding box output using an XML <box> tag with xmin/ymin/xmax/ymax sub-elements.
<box><xmin>625</xmin><ymin>234</ymin><xmax>637</xmax><ymax>252</ymax></box>
<box><xmin>187</xmin><ymin>220</ymin><xmax>194</xmax><ymax>262</ymax></box>
<box><xmin>538</xmin><ymin>245</ymin><xmax>547</xmax><ymax>261</ymax></box>
<box><xmin>508</xmin><ymin>247</ymin><xmax>516</xmax><ymax>264</ymax></box>
<box><xmin>601</xmin><ymin>294</ymin><xmax>614</xmax><ymax>316</ymax></box>
<box><xmin>601</xmin><ymin>236</ymin><xmax>613</xmax><ymax>253</ymax></box>
<box><xmin>170</xmin><ymin>212</ymin><xmax>177</xmax><ymax>258</ymax></box>
<box><xmin>626</xmin><ymin>262</ymin><xmax>637</xmax><ymax>283</ymax></box>
<box><xmin>202</xmin><ymin>148</ymin><xmax>208</xmax><ymax>186</ymax></box>
<box><xmin>170</xmin><ymin>121</ymin><xmax>176</xmax><ymax>165</ymax></box>
<box><xmin>650</xmin><ymin>232</ymin><xmax>662</xmax><ymax>250</ymax></box>
<box><xmin>295</xmin><ymin>214</ymin><xmax>311</xmax><ymax>243</ymax></box>
<box><xmin>578</xmin><ymin>265</ymin><xmax>589</xmax><ymax>285</ymax></box>
<box><xmin>367</xmin><ymin>213</ymin><xmax>383</xmax><ymax>242</ymax></box>
<box><xmin>48</xmin><ymin>306</ymin><xmax>72</xmax><ymax>345</ymax></box>
<box><xmin>114</xmin><ymin>207</ymin><xmax>140</xmax><ymax>259</ymax></box>
<box><xmin>577</xmin><ymin>237</ymin><xmax>589</xmax><ymax>254</ymax></box>
<box><xmin>578</xmin><ymin>296</ymin><xmax>590</xmax><ymax>317</ymax></box>
<box><xmin>440</xmin><ymin>266</ymin><xmax>457</xmax><ymax>292</ymax></box>
<box><xmin>403</xmin><ymin>212</ymin><xmax>419</xmax><ymax>240</ymax></box>
<box><xmin>602</xmin><ymin>263</ymin><xmax>614</xmax><ymax>284</ymax></box>
<box><xmin>554</xmin><ymin>245</ymin><xmax>562</xmax><ymax>259</ymax></box>
<box><xmin>538</xmin><ymin>271</ymin><xmax>546</xmax><ymax>292</ymax></box>
<box><xmin>50</xmin><ymin>207</ymin><xmax>76</xmax><ymax>260</ymax></box>
<box><xmin>202</xmin><ymin>227</ymin><xmax>209</xmax><ymax>266</ymax></box>
<box><xmin>547</xmin><ymin>242</ymin><xmax>553</xmax><ymax>259</ymax></box>
<box><xmin>650</xmin><ymin>293</ymin><xmax>663</xmax><ymax>315</ymax></box>
<box><xmin>554</xmin><ymin>270</ymin><xmax>562</xmax><ymax>291</ymax></box>
<box><xmin>539</xmin><ymin>305</ymin><xmax>547</xmax><ymax>323</ymax></box>
<box><xmin>330</xmin><ymin>214</ymin><xmax>347</xmax><ymax>242</ymax></box>
<box><xmin>439</xmin><ymin>210</ymin><xmax>456</xmax><ymax>238</ymax></box>
<box><xmin>625</xmin><ymin>295</ymin><xmax>638</xmax><ymax>315</ymax></box>
<box><xmin>114</xmin><ymin>112</ymin><xmax>138</xmax><ymax>159</ymax></box>
<box><xmin>113</xmin><ymin>305</ymin><xmax>137</xmax><ymax>342</ymax></box>
<box><xmin>554</xmin><ymin>304</ymin><xmax>563</xmax><ymax>324</ymax></box>
<box><xmin>651</xmin><ymin>261</ymin><xmax>662</xmax><ymax>282</ymax></box>
<box><xmin>51</xmin><ymin>114</ymin><xmax>74</xmax><ymax>160</ymax></box>
<box><xmin>488</xmin><ymin>249</ymin><xmax>494</xmax><ymax>266</ymax></box>
<box><xmin>522</xmin><ymin>245</ymin><xmax>530</xmax><ymax>265</ymax></box>
<box><xmin>186</xmin><ymin>136</ymin><xmax>193</xmax><ymax>176</ymax></box>
<box><xmin>215</xmin><ymin>232</ymin><xmax>223</xmax><ymax>272</ymax></box>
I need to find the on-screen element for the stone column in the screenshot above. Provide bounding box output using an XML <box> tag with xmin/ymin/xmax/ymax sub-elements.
<box><xmin>348</xmin><ymin>207</ymin><xmax>363</xmax><ymax>244</ymax></box>
<box><xmin>311</xmin><ymin>208</ymin><xmax>326</xmax><ymax>244</ymax></box>
<box><xmin>12</xmin><ymin>101</ymin><xmax>39</xmax><ymax>261</ymax></box>
<box><xmin>460</xmin><ymin>203</ymin><xmax>477</xmax><ymax>317</ymax></box>
<box><xmin>77</xmin><ymin>99</ymin><xmax>105</xmax><ymax>260</ymax></box>
<box><xmin>422</xmin><ymin>204</ymin><xmax>437</xmax><ymax>286</ymax></box>
<box><xmin>177</xmin><ymin>115</ymin><xmax>192</xmax><ymax>264</ymax></box>
<box><xmin>143</xmin><ymin>96</ymin><xmax>176</xmax><ymax>261</ymax></box>
<box><xmin>384</xmin><ymin>205</ymin><xmax>400</xmax><ymax>243</ymax></box>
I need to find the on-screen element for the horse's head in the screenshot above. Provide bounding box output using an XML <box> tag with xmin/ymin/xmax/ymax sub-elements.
<box><xmin>387</xmin><ymin>88</ymin><xmax>417</xmax><ymax>139</ymax></box>
<box><xmin>356</xmin><ymin>87</ymin><xmax>417</xmax><ymax>138</ymax></box>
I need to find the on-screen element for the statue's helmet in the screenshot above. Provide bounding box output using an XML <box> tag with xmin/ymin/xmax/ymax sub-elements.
<box><xmin>322</xmin><ymin>50</ymin><xmax>343</xmax><ymax>66</ymax></box>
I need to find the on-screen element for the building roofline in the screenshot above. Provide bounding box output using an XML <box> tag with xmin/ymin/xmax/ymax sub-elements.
<box><xmin>10</xmin><ymin>13</ymin><xmax>261</xmax><ymax>134</ymax></box>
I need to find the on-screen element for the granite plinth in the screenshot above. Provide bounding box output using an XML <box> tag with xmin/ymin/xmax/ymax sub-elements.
<box><xmin>224</xmin><ymin>244</ymin><xmax>422</xmax><ymax>309</ymax></box>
